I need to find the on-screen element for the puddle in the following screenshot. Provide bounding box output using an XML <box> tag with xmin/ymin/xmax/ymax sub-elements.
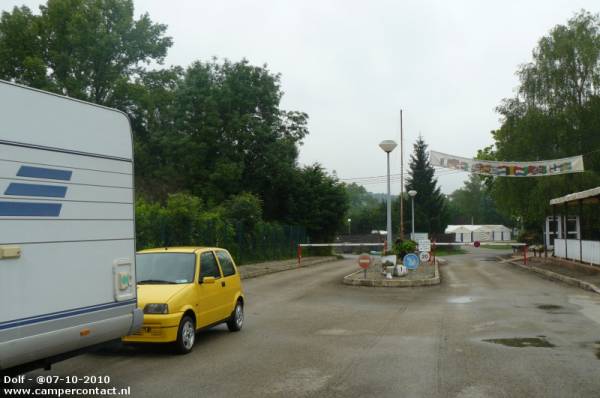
<box><xmin>537</xmin><ymin>304</ymin><xmax>563</xmax><ymax>311</ymax></box>
<box><xmin>448</xmin><ymin>296</ymin><xmax>473</xmax><ymax>304</ymax></box>
<box><xmin>482</xmin><ymin>337</ymin><xmax>555</xmax><ymax>348</ymax></box>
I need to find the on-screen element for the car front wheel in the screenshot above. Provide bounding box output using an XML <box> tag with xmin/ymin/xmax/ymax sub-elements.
<box><xmin>175</xmin><ymin>315</ymin><xmax>196</xmax><ymax>354</ymax></box>
<box><xmin>227</xmin><ymin>301</ymin><xmax>243</xmax><ymax>332</ymax></box>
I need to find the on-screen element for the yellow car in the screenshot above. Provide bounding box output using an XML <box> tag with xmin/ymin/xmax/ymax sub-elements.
<box><xmin>123</xmin><ymin>247</ymin><xmax>244</xmax><ymax>354</ymax></box>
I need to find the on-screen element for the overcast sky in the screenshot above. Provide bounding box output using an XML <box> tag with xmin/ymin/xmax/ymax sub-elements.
<box><xmin>3</xmin><ymin>0</ymin><xmax>599</xmax><ymax>194</ymax></box>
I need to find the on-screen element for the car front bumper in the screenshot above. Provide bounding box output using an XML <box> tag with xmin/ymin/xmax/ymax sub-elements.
<box><xmin>122</xmin><ymin>312</ymin><xmax>182</xmax><ymax>343</ymax></box>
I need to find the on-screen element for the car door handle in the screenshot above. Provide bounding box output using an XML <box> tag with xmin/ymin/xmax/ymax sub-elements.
<box><xmin>221</xmin><ymin>281</ymin><xmax>226</xmax><ymax>287</ymax></box>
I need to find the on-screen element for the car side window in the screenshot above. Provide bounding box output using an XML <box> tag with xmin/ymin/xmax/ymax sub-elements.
<box><xmin>200</xmin><ymin>251</ymin><xmax>221</xmax><ymax>280</ymax></box>
<box><xmin>216</xmin><ymin>251</ymin><xmax>236</xmax><ymax>277</ymax></box>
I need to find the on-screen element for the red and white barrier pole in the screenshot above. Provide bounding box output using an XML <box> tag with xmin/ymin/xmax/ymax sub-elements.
<box><xmin>297</xmin><ymin>244</ymin><xmax>302</xmax><ymax>267</ymax></box>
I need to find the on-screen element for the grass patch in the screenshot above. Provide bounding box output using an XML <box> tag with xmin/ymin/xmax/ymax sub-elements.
<box><xmin>480</xmin><ymin>244</ymin><xmax>514</xmax><ymax>250</ymax></box>
<box><xmin>433</xmin><ymin>247</ymin><xmax>467</xmax><ymax>256</ymax></box>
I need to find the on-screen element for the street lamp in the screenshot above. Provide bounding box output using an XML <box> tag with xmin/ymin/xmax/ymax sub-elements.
<box><xmin>347</xmin><ymin>218</ymin><xmax>351</xmax><ymax>235</ymax></box>
<box><xmin>408</xmin><ymin>190</ymin><xmax>417</xmax><ymax>239</ymax></box>
<box><xmin>379</xmin><ymin>140</ymin><xmax>397</xmax><ymax>249</ymax></box>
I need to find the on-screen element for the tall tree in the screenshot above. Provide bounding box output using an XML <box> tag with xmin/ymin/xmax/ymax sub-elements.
<box><xmin>287</xmin><ymin>164</ymin><xmax>349</xmax><ymax>242</ymax></box>
<box><xmin>0</xmin><ymin>0</ymin><xmax>172</xmax><ymax>105</ymax></box>
<box><xmin>342</xmin><ymin>183</ymin><xmax>385</xmax><ymax>234</ymax></box>
<box><xmin>485</xmin><ymin>10</ymin><xmax>600</xmax><ymax>231</ymax></box>
<box><xmin>154</xmin><ymin>59</ymin><xmax>309</xmax><ymax>220</ymax></box>
<box><xmin>447</xmin><ymin>174</ymin><xmax>511</xmax><ymax>226</ymax></box>
<box><xmin>405</xmin><ymin>136</ymin><xmax>447</xmax><ymax>234</ymax></box>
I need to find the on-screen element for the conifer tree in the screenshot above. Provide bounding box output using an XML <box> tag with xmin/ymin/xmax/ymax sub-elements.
<box><xmin>405</xmin><ymin>136</ymin><xmax>447</xmax><ymax>234</ymax></box>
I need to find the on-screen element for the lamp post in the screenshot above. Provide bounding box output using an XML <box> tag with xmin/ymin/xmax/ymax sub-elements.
<box><xmin>347</xmin><ymin>218</ymin><xmax>351</xmax><ymax>235</ymax></box>
<box><xmin>379</xmin><ymin>140</ymin><xmax>398</xmax><ymax>249</ymax></box>
<box><xmin>408</xmin><ymin>190</ymin><xmax>417</xmax><ymax>239</ymax></box>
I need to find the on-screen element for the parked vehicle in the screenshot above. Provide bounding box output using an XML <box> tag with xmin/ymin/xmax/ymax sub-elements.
<box><xmin>123</xmin><ymin>247</ymin><xmax>245</xmax><ymax>353</ymax></box>
<box><xmin>0</xmin><ymin>80</ymin><xmax>142</xmax><ymax>375</ymax></box>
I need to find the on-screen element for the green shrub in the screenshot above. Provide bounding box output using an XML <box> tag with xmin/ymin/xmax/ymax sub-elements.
<box><xmin>393</xmin><ymin>240</ymin><xmax>417</xmax><ymax>257</ymax></box>
<box><xmin>135</xmin><ymin>194</ymin><xmax>307</xmax><ymax>265</ymax></box>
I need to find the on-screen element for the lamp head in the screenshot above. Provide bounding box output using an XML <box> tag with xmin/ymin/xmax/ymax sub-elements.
<box><xmin>408</xmin><ymin>190</ymin><xmax>417</xmax><ymax>197</ymax></box>
<box><xmin>378</xmin><ymin>140</ymin><xmax>397</xmax><ymax>153</ymax></box>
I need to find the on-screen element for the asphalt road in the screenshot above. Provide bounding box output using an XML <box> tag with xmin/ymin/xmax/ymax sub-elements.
<box><xmin>24</xmin><ymin>247</ymin><xmax>600</xmax><ymax>397</ymax></box>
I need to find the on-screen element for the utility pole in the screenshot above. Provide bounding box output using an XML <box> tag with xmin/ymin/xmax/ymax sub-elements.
<box><xmin>400</xmin><ymin>109</ymin><xmax>404</xmax><ymax>240</ymax></box>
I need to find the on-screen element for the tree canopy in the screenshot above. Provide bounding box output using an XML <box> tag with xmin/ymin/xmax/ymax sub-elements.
<box><xmin>483</xmin><ymin>10</ymin><xmax>600</xmax><ymax>232</ymax></box>
<box><xmin>0</xmin><ymin>0</ymin><xmax>172</xmax><ymax>104</ymax></box>
<box><xmin>447</xmin><ymin>174</ymin><xmax>511</xmax><ymax>226</ymax></box>
<box><xmin>0</xmin><ymin>0</ymin><xmax>348</xmax><ymax>245</ymax></box>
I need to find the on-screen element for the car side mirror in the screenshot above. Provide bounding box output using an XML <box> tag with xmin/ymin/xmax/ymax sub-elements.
<box><xmin>201</xmin><ymin>276</ymin><xmax>216</xmax><ymax>284</ymax></box>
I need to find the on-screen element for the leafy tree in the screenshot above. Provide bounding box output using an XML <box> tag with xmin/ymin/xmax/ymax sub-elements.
<box><xmin>0</xmin><ymin>0</ymin><xmax>350</xmax><ymax>247</ymax></box>
<box><xmin>342</xmin><ymin>183</ymin><xmax>385</xmax><ymax>234</ymax></box>
<box><xmin>223</xmin><ymin>192</ymin><xmax>263</xmax><ymax>230</ymax></box>
<box><xmin>287</xmin><ymin>164</ymin><xmax>349</xmax><ymax>242</ymax></box>
<box><xmin>405</xmin><ymin>136</ymin><xmax>447</xmax><ymax>234</ymax></box>
<box><xmin>447</xmin><ymin>174</ymin><xmax>511</xmax><ymax>226</ymax></box>
<box><xmin>484</xmin><ymin>10</ymin><xmax>600</xmax><ymax>231</ymax></box>
<box><xmin>0</xmin><ymin>0</ymin><xmax>172</xmax><ymax>105</ymax></box>
<box><xmin>151</xmin><ymin>59</ymin><xmax>309</xmax><ymax>219</ymax></box>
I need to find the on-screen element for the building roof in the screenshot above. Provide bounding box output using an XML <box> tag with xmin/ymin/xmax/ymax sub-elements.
<box><xmin>445</xmin><ymin>225</ymin><xmax>511</xmax><ymax>234</ymax></box>
<box><xmin>550</xmin><ymin>186</ymin><xmax>600</xmax><ymax>206</ymax></box>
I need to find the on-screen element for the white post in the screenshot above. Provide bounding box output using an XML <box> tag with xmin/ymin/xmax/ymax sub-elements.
<box><xmin>408</xmin><ymin>190</ymin><xmax>417</xmax><ymax>240</ymax></box>
<box><xmin>379</xmin><ymin>140</ymin><xmax>397</xmax><ymax>250</ymax></box>
<box><xmin>411</xmin><ymin>196</ymin><xmax>415</xmax><ymax>238</ymax></box>
<box><xmin>386</xmin><ymin>151</ymin><xmax>392</xmax><ymax>247</ymax></box>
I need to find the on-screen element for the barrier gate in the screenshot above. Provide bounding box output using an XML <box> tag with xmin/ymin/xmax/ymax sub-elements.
<box><xmin>297</xmin><ymin>241</ymin><xmax>530</xmax><ymax>266</ymax></box>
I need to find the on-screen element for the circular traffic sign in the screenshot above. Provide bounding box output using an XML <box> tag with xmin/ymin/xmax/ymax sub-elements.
<box><xmin>358</xmin><ymin>253</ymin><xmax>372</xmax><ymax>269</ymax></box>
<box><xmin>403</xmin><ymin>253</ymin><xmax>420</xmax><ymax>270</ymax></box>
<box><xmin>474</xmin><ymin>241</ymin><xmax>481</xmax><ymax>248</ymax></box>
<box><xmin>419</xmin><ymin>251</ymin><xmax>430</xmax><ymax>262</ymax></box>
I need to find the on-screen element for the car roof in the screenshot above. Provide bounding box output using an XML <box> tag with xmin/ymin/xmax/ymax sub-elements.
<box><xmin>137</xmin><ymin>247</ymin><xmax>226</xmax><ymax>254</ymax></box>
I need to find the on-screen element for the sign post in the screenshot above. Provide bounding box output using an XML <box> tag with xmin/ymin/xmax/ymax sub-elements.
<box><xmin>403</xmin><ymin>253</ymin><xmax>420</xmax><ymax>270</ymax></box>
<box><xmin>358</xmin><ymin>253</ymin><xmax>372</xmax><ymax>279</ymax></box>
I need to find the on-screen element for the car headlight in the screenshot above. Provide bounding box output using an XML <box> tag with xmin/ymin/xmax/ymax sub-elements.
<box><xmin>144</xmin><ymin>303</ymin><xmax>169</xmax><ymax>314</ymax></box>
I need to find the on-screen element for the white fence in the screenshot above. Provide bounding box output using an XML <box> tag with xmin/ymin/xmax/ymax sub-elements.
<box><xmin>554</xmin><ymin>239</ymin><xmax>600</xmax><ymax>265</ymax></box>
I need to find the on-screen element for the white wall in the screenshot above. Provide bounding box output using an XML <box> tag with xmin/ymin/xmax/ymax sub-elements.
<box><xmin>554</xmin><ymin>239</ymin><xmax>600</xmax><ymax>265</ymax></box>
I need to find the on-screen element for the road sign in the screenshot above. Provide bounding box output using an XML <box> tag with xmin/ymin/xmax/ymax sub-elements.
<box><xmin>403</xmin><ymin>253</ymin><xmax>420</xmax><ymax>270</ymax></box>
<box><xmin>419</xmin><ymin>251</ymin><xmax>430</xmax><ymax>262</ymax></box>
<box><xmin>418</xmin><ymin>239</ymin><xmax>431</xmax><ymax>252</ymax></box>
<box><xmin>474</xmin><ymin>241</ymin><xmax>481</xmax><ymax>248</ymax></box>
<box><xmin>358</xmin><ymin>253</ymin><xmax>372</xmax><ymax>269</ymax></box>
<box><xmin>412</xmin><ymin>232</ymin><xmax>428</xmax><ymax>241</ymax></box>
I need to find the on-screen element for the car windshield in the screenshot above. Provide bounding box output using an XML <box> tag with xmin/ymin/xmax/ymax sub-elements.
<box><xmin>136</xmin><ymin>253</ymin><xmax>196</xmax><ymax>284</ymax></box>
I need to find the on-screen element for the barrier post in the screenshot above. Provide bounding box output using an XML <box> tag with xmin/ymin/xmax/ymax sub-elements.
<box><xmin>297</xmin><ymin>244</ymin><xmax>302</xmax><ymax>267</ymax></box>
<box><xmin>524</xmin><ymin>244</ymin><xmax>528</xmax><ymax>265</ymax></box>
<box><xmin>383</xmin><ymin>240</ymin><xmax>388</xmax><ymax>254</ymax></box>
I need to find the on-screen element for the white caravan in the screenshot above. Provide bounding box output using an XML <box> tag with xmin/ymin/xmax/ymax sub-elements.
<box><xmin>0</xmin><ymin>80</ymin><xmax>142</xmax><ymax>374</ymax></box>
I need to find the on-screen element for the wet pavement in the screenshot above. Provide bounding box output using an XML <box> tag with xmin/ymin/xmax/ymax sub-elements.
<box><xmin>20</xmin><ymin>246</ymin><xmax>600</xmax><ymax>398</ymax></box>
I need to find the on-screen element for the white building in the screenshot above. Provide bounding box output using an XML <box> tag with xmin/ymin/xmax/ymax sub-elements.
<box><xmin>549</xmin><ymin>187</ymin><xmax>600</xmax><ymax>265</ymax></box>
<box><xmin>445</xmin><ymin>225</ymin><xmax>512</xmax><ymax>243</ymax></box>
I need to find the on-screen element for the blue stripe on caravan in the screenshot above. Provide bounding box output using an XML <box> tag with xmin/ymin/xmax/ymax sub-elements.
<box><xmin>0</xmin><ymin>202</ymin><xmax>62</xmax><ymax>216</ymax></box>
<box><xmin>0</xmin><ymin>299</ymin><xmax>137</xmax><ymax>330</ymax></box>
<box><xmin>17</xmin><ymin>165</ymin><xmax>72</xmax><ymax>181</ymax></box>
<box><xmin>4</xmin><ymin>183</ymin><xmax>67</xmax><ymax>198</ymax></box>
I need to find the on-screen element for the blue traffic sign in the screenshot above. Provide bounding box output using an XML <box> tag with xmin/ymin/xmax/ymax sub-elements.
<box><xmin>403</xmin><ymin>253</ymin><xmax>420</xmax><ymax>270</ymax></box>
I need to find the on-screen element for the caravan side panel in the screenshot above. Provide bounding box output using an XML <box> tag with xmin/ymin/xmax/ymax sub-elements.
<box><xmin>0</xmin><ymin>81</ymin><xmax>141</xmax><ymax>370</ymax></box>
